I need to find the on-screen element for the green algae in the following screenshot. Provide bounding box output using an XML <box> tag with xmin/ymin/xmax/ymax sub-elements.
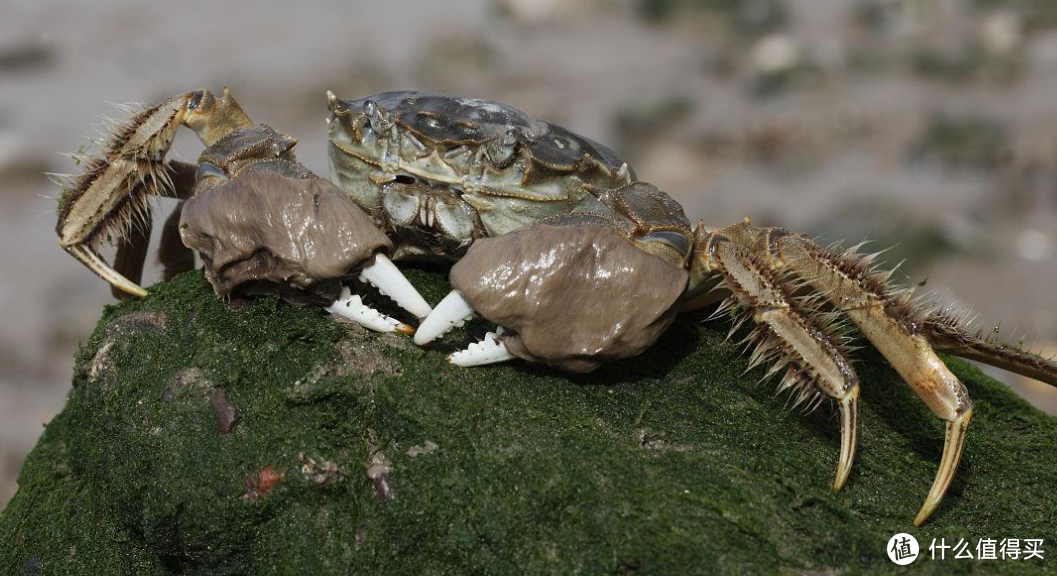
<box><xmin>1</xmin><ymin>269</ymin><xmax>1055</xmax><ymax>575</ymax></box>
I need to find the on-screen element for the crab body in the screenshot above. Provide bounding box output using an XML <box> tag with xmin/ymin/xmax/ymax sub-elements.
<box><xmin>327</xmin><ymin>91</ymin><xmax>633</xmax><ymax>260</ymax></box>
<box><xmin>54</xmin><ymin>88</ymin><xmax>1057</xmax><ymax>527</ymax></box>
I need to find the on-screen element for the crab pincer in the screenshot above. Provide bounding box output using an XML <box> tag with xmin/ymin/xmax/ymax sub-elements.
<box><xmin>416</xmin><ymin>213</ymin><xmax>689</xmax><ymax>372</ymax></box>
<box><xmin>179</xmin><ymin>168</ymin><xmax>431</xmax><ymax>334</ymax></box>
<box><xmin>55</xmin><ymin>87</ymin><xmax>431</xmax><ymax>334</ymax></box>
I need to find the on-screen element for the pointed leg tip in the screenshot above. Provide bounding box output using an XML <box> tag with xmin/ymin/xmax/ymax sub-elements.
<box><xmin>913</xmin><ymin>505</ymin><xmax>934</xmax><ymax>527</ymax></box>
<box><xmin>395</xmin><ymin>324</ymin><xmax>415</xmax><ymax>336</ymax></box>
<box><xmin>123</xmin><ymin>285</ymin><xmax>149</xmax><ymax>298</ymax></box>
<box><xmin>832</xmin><ymin>388</ymin><xmax>859</xmax><ymax>494</ymax></box>
<box><xmin>913</xmin><ymin>408</ymin><xmax>972</xmax><ymax>528</ymax></box>
<box><xmin>832</xmin><ymin>472</ymin><xmax>849</xmax><ymax>492</ymax></box>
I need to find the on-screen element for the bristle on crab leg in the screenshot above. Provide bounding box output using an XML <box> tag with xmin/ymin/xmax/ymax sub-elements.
<box><xmin>358</xmin><ymin>253</ymin><xmax>432</xmax><ymax>319</ymax></box>
<box><xmin>448</xmin><ymin>328</ymin><xmax>515</xmax><ymax>367</ymax></box>
<box><xmin>326</xmin><ymin>287</ymin><xmax>414</xmax><ymax>335</ymax></box>
<box><xmin>414</xmin><ymin>289</ymin><xmax>475</xmax><ymax>346</ymax></box>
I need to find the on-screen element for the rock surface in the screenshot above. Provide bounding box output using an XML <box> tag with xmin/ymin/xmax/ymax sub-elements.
<box><xmin>1</xmin><ymin>270</ymin><xmax>1055</xmax><ymax>575</ymax></box>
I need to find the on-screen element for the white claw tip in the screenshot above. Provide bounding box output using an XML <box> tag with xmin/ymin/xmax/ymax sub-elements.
<box><xmin>326</xmin><ymin>286</ymin><xmax>414</xmax><ymax>335</ymax></box>
<box><xmin>449</xmin><ymin>329</ymin><xmax>515</xmax><ymax>367</ymax></box>
<box><xmin>359</xmin><ymin>253</ymin><xmax>433</xmax><ymax>319</ymax></box>
<box><xmin>415</xmin><ymin>289</ymin><xmax>476</xmax><ymax>346</ymax></box>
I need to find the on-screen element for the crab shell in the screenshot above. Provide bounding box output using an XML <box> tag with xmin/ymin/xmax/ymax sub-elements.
<box><xmin>326</xmin><ymin>91</ymin><xmax>635</xmax><ymax>260</ymax></box>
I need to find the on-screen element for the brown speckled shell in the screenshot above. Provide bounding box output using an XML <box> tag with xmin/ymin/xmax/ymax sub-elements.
<box><xmin>340</xmin><ymin>91</ymin><xmax>631</xmax><ymax>175</ymax></box>
<box><xmin>180</xmin><ymin>169</ymin><xmax>391</xmax><ymax>305</ymax></box>
<box><xmin>450</xmin><ymin>220</ymin><xmax>689</xmax><ymax>372</ymax></box>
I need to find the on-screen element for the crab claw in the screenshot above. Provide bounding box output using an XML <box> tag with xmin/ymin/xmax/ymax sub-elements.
<box><xmin>180</xmin><ymin>166</ymin><xmax>431</xmax><ymax>331</ymax></box>
<box><xmin>326</xmin><ymin>286</ymin><xmax>414</xmax><ymax>335</ymax></box>
<box><xmin>414</xmin><ymin>289</ymin><xmax>475</xmax><ymax>346</ymax></box>
<box><xmin>415</xmin><ymin>290</ymin><xmax>514</xmax><ymax>366</ymax></box>
<box><xmin>359</xmin><ymin>253</ymin><xmax>432</xmax><ymax>319</ymax></box>
<box><xmin>448</xmin><ymin>328</ymin><xmax>515</xmax><ymax>367</ymax></box>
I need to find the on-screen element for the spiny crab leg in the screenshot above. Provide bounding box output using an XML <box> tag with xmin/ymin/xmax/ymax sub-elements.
<box><xmin>56</xmin><ymin>88</ymin><xmax>252</xmax><ymax>297</ymax></box>
<box><xmin>358</xmin><ymin>253</ymin><xmax>432</xmax><ymax>319</ymax></box>
<box><xmin>737</xmin><ymin>224</ymin><xmax>975</xmax><ymax>525</ymax></box>
<box><xmin>326</xmin><ymin>287</ymin><xmax>414</xmax><ymax>335</ymax></box>
<box><xmin>415</xmin><ymin>289</ymin><xmax>514</xmax><ymax>367</ymax></box>
<box><xmin>698</xmin><ymin>233</ymin><xmax>861</xmax><ymax>492</ymax></box>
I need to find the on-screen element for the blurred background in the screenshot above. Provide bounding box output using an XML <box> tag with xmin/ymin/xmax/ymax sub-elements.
<box><xmin>2</xmin><ymin>0</ymin><xmax>1056</xmax><ymax>511</ymax></box>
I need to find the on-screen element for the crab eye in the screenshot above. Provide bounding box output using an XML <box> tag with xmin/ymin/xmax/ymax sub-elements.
<box><xmin>640</xmin><ymin>230</ymin><xmax>691</xmax><ymax>257</ymax></box>
<box><xmin>195</xmin><ymin>162</ymin><xmax>228</xmax><ymax>185</ymax></box>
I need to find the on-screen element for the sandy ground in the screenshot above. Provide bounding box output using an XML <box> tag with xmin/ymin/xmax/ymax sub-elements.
<box><xmin>2</xmin><ymin>0</ymin><xmax>1056</xmax><ymax>510</ymax></box>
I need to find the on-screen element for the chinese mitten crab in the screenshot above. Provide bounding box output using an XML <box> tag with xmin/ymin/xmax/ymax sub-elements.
<box><xmin>56</xmin><ymin>89</ymin><xmax>1057</xmax><ymax>526</ymax></box>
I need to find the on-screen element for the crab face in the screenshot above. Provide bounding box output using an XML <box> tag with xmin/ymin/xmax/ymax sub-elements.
<box><xmin>326</xmin><ymin>91</ymin><xmax>635</xmax><ymax>259</ymax></box>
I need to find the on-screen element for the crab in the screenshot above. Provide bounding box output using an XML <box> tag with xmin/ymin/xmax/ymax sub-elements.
<box><xmin>55</xmin><ymin>89</ymin><xmax>1057</xmax><ymax>526</ymax></box>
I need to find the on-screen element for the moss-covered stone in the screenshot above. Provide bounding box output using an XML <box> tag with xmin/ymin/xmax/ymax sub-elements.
<box><xmin>2</xmin><ymin>270</ymin><xmax>1055</xmax><ymax>575</ymax></box>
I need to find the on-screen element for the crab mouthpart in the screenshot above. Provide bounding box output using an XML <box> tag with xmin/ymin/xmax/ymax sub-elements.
<box><xmin>448</xmin><ymin>327</ymin><xmax>514</xmax><ymax>367</ymax></box>
<box><xmin>414</xmin><ymin>289</ymin><xmax>475</xmax><ymax>346</ymax></box>
<box><xmin>326</xmin><ymin>286</ymin><xmax>414</xmax><ymax>335</ymax></box>
<box><xmin>67</xmin><ymin>244</ymin><xmax>147</xmax><ymax>297</ymax></box>
<box><xmin>358</xmin><ymin>253</ymin><xmax>432</xmax><ymax>319</ymax></box>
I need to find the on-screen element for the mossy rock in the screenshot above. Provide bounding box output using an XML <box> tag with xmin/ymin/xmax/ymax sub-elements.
<box><xmin>1</xmin><ymin>270</ymin><xmax>1055</xmax><ymax>575</ymax></box>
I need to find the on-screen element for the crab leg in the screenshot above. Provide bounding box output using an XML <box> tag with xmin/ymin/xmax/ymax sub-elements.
<box><xmin>736</xmin><ymin>225</ymin><xmax>973</xmax><ymax>526</ymax></box>
<box><xmin>696</xmin><ymin>230</ymin><xmax>861</xmax><ymax>490</ymax></box>
<box><xmin>109</xmin><ymin>211</ymin><xmax>152</xmax><ymax>300</ymax></box>
<box><xmin>159</xmin><ymin>200</ymin><xmax>195</xmax><ymax>281</ymax></box>
<box><xmin>56</xmin><ymin>89</ymin><xmax>252</xmax><ymax>297</ymax></box>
